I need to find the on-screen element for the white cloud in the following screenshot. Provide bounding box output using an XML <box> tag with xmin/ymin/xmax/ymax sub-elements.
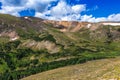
<box><xmin>0</xmin><ymin>0</ymin><xmax>57</xmax><ymax>16</ymax></box>
<box><xmin>35</xmin><ymin>0</ymin><xmax>86</xmax><ymax>21</ymax></box>
<box><xmin>0</xmin><ymin>6</ymin><xmax>24</xmax><ymax>16</ymax></box>
<box><xmin>61</xmin><ymin>14</ymin><xmax>81</xmax><ymax>21</ymax></box>
<box><xmin>35</xmin><ymin>12</ymin><xmax>47</xmax><ymax>19</ymax></box>
<box><xmin>50</xmin><ymin>1</ymin><xmax>71</xmax><ymax>16</ymax></box>
<box><xmin>81</xmin><ymin>13</ymin><xmax>120</xmax><ymax>22</ymax></box>
<box><xmin>107</xmin><ymin>14</ymin><xmax>120</xmax><ymax>21</ymax></box>
<box><xmin>72</xmin><ymin>5</ymin><xmax>86</xmax><ymax>14</ymax></box>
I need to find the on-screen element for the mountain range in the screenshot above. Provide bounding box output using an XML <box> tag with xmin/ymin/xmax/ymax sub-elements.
<box><xmin>0</xmin><ymin>13</ymin><xmax>120</xmax><ymax>80</ymax></box>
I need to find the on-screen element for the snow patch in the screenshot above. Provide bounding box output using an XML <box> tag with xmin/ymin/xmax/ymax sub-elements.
<box><xmin>24</xmin><ymin>17</ymin><xmax>28</xmax><ymax>19</ymax></box>
<box><xmin>10</xmin><ymin>37</ymin><xmax>19</xmax><ymax>41</ymax></box>
<box><xmin>87</xmin><ymin>24</ymin><xmax>92</xmax><ymax>28</ymax></box>
<box><xmin>102</xmin><ymin>23</ymin><xmax>120</xmax><ymax>26</ymax></box>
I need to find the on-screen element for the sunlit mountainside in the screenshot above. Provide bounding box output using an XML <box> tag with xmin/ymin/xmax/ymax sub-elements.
<box><xmin>0</xmin><ymin>14</ymin><xmax>120</xmax><ymax>80</ymax></box>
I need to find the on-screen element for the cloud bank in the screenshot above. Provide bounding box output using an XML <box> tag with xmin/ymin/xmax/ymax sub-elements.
<box><xmin>0</xmin><ymin>0</ymin><xmax>120</xmax><ymax>22</ymax></box>
<box><xmin>35</xmin><ymin>1</ymin><xmax>86</xmax><ymax>21</ymax></box>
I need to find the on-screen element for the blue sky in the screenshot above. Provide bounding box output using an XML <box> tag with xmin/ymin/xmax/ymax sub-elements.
<box><xmin>0</xmin><ymin>0</ymin><xmax>120</xmax><ymax>22</ymax></box>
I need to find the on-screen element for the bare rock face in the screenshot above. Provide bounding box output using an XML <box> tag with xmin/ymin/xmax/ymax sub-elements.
<box><xmin>20</xmin><ymin>40</ymin><xmax>60</xmax><ymax>54</ymax></box>
<box><xmin>43</xmin><ymin>20</ymin><xmax>120</xmax><ymax>42</ymax></box>
<box><xmin>0</xmin><ymin>30</ymin><xmax>19</xmax><ymax>41</ymax></box>
<box><xmin>44</xmin><ymin>20</ymin><xmax>91</xmax><ymax>32</ymax></box>
<box><xmin>44</xmin><ymin>20</ymin><xmax>109</xmax><ymax>32</ymax></box>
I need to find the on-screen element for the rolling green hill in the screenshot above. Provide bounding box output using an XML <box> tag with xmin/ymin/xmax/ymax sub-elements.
<box><xmin>0</xmin><ymin>14</ymin><xmax>120</xmax><ymax>80</ymax></box>
<box><xmin>22</xmin><ymin>57</ymin><xmax>120</xmax><ymax>80</ymax></box>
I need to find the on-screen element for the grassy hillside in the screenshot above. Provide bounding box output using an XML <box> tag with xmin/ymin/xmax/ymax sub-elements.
<box><xmin>22</xmin><ymin>57</ymin><xmax>120</xmax><ymax>80</ymax></box>
<box><xmin>0</xmin><ymin>14</ymin><xmax>120</xmax><ymax>80</ymax></box>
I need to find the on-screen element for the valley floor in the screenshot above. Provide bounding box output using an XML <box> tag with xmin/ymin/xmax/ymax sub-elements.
<box><xmin>22</xmin><ymin>57</ymin><xmax>120</xmax><ymax>80</ymax></box>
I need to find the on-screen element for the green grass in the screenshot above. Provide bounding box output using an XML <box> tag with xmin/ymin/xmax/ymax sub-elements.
<box><xmin>0</xmin><ymin>59</ymin><xmax>9</xmax><ymax>74</ymax></box>
<box><xmin>0</xmin><ymin>14</ymin><xmax>20</xmax><ymax>24</ymax></box>
<box><xmin>22</xmin><ymin>57</ymin><xmax>120</xmax><ymax>80</ymax></box>
<box><xmin>0</xmin><ymin>37</ymin><xmax>9</xmax><ymax>43</ymax></box>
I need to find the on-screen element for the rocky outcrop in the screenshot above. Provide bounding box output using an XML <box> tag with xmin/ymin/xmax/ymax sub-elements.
<box><xmin>20</xmin><ymin>40</ymin><xmax>60</xmax><ymax>53</ymax></box>
<box><xmin>44</xmin><ymin>20</ymin><xmax>109</xmax><ymax>32</ymax></box>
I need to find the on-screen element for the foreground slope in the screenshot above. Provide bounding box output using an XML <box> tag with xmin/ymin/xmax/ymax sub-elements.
<box><xmin>22</xmin><ymin>57</ymin><xmax>120</xmax><ymax>80</ymax></box>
